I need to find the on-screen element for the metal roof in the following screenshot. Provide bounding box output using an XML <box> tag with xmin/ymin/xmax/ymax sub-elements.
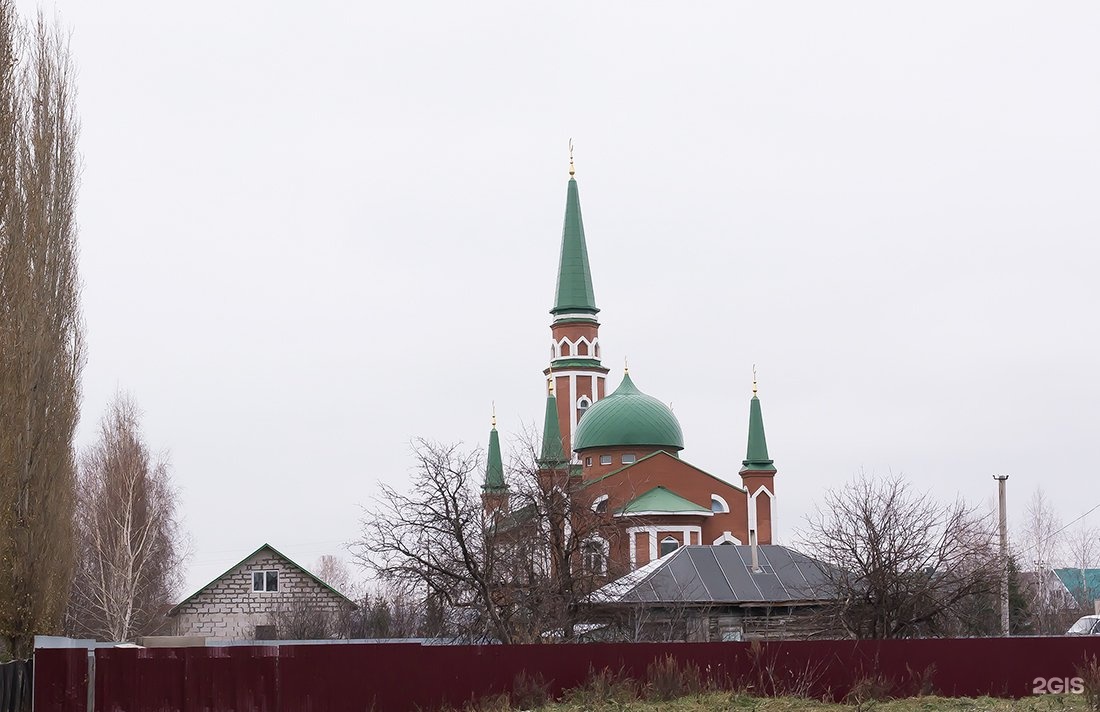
<box><xmin>591</xmin><ymin>545</ymin><xmax>838</xmax><ymax>606</ymax></box>
<box><xmin>615</xmin><ymin>486</ymin><xmax>711</xmax><ymax>516</ymax></box>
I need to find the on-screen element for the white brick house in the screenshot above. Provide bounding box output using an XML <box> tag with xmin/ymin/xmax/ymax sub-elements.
<box><xmin>168</xmin><ymin>543</ymin><xmax>356</xmax><ymax>640</ymax></box>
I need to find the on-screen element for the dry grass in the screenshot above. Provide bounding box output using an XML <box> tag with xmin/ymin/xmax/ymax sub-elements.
<box><xmin>530</xmin><ymin>694</ymin><xmax>1094</xmax><ymax>712</ymax></box>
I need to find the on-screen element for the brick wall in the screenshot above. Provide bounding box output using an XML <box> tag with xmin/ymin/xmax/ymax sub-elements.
<box><xmin>171</xmin><ymin>549</ymin><xmax>349</xmax><ymax>639</ymax></box>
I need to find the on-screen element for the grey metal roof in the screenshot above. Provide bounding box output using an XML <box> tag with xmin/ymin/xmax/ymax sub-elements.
<box><xmin>592</xmin><ymin>545</ymin><xmax>838</xmax><ymax>606</ymax></box>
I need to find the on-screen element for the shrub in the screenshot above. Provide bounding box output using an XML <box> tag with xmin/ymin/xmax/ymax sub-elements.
<box><xmin>1077</xmin><ymin>653</ymin><xmax>1100</xmax><ymax>712</ymax></box>
<box><xmin>563</xmin><ymin>665</ymin><xmax>639</xmax><ymax>705</ymax></box>
<box><xmin>644</xmin><ymin>654</ymin><xmax>703</xmax><ymax>701</ymax></box>
<box><xmin>511</xmin><ymin>670</ymin><xmax>552</xmax><ymax>710</ymax></box>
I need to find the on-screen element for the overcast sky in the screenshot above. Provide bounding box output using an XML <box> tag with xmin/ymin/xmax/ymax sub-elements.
<box><xmin>15</xmin><ymin>1</ymin><xmax>1100</xmax><ymax>596</ymax></box>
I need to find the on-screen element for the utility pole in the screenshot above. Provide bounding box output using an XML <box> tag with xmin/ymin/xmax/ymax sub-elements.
<box><xmin>994</xmin><ymin>474</ymin><xmax>1010</xmax><ymax>636</ymax></box>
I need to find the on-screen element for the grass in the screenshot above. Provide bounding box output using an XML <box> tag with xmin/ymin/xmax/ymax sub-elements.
<box><xmin>461</xmin><ymin>694</ymin><xmax>1095</xmax><ymax>712</ymax></box>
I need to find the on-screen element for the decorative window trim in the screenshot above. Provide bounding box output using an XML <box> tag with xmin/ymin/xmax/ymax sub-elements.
<box><xmin>659</xmin><ymin>536</ymin><xmax>680</xmax><ymax>557</ymax></box>
<box><xmin>592</xmin><ymin>494</ymin><xmax>609</xmax><ymax>513</ymax></box>
<box><xmin>711</xmin><ymin>494</ymin><xmax>730</xmax><ymax>514</ymax></box>
<box><xmin>712</xmin><ymin>531</ymin><xmax>743</xmax><ymax>545</ymax></box>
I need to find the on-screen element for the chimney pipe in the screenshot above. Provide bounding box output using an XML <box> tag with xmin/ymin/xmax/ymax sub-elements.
<box><xmin>750</xmin><ymin>528</ymin><xmax>761</xmax><ymax>573</ymax></box>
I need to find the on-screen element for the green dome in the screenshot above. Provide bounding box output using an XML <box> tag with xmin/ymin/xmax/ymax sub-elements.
<box><xmin>573</xmin><ymin>372</ymin><xmax>684</xmax><ymax>452</ymax></box>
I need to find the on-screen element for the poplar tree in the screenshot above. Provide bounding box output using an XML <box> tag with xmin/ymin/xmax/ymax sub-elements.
<box><xmin>0</xmin><ymin>2</ymin><xmax>84</xmax><ymax>659</ymax></box>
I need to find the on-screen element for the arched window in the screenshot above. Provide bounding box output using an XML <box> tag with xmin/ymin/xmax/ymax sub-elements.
<box><xmin>660</xmin><ymin>537</ymin><xmax>680</xmax><ymax>557</ymax></box>
<box><xmin>577</xmin><ymin>396</ymin><xmax>591</xmax><ymax>418</ymax></box>
<box><xmin>711</xmin><ymin>495</ymin><xmax>730</xmax><ymax>514</ymax></box>
<box><xmin>592</xmin><ymin>495</ymin><xmax>608</xmax><ymax>514</ymax></box>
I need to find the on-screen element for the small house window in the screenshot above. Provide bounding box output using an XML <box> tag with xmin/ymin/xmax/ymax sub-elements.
<box><xmin>585</xmin><ymin>456</ymin><xmax>593</xmax><ymax>467</ymax></box>
<box><xmin>253</xmin><ymin>570</ymin><xmax>279</xmax><ymax>592</ymax></box>
<box><xmin>621</xmin><ymin>453</ymin><xmax>636</xmax><ymax>464</ymax></box>
<box><xmin>254</xmin><ymin>624</ymin><xmax>277</xmax><ymax>640</ymax></box>
<box><xmin>599</xmin><ymin>454</ymin><xmax>612</xmax><ymax>466</ymax></box>
<box><xmin>660</xmin><ymin>537</ymin><xmax>679</xmax><ymax>557</ymax></box>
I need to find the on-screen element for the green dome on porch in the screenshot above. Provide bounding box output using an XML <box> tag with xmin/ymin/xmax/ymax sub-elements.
<box><xmin>573</xmin><ymin>372</ymin><xmax>684</xmax><ymax>453</ymax></box>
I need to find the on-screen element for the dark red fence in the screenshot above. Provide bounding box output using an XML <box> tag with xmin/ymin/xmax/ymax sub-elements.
<box><xmin>33</xmin><ymin>637</ymin><xmax>1100</xmax><ymax>712</ymax></box>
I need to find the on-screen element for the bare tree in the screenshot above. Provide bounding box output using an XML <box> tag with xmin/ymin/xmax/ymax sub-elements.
<box><xmin>799</xmin><ymin>473</ymin><xmax>999</xmax><ymax>638</ymax></box>
<box><xmin>66</xmin><ymin>394</ymin><xmax>185</xmax><ymax>642</ymax></box>
<box><xmin>0</xmin><ymin>4</ymin><xmax>84</xmax><ymax>659</ymax></box>
<box><xmin>314</xmin><ymin>554</ymin><xmax>354</xmax><ymax>597</ymax></box>
<box><xmin>352</xmin><ymin>435</ymin><xmax>622</xmax><ymax>644</ymax></box>
<box><xmin>1063</xmin><ymin>523</ymin><xmax>1098</xmax><ymax>608</ymax></box>
<box><xmin>1021</xmin><ymin>487</ymin><xmax>1063</xmax><ymax>571</ymax></box>
<box><xmin>353</xmin><ymin>439</ymin><xmax>510</xmax><ymax>642</ymax></box>
<box><xmin>1017</xmin><ymin>487</ymin><xmax>1067</xmax><ymax>634</ymax></box>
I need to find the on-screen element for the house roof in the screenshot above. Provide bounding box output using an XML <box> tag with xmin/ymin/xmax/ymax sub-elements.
<box><xmin>590</xmin><ymin>545</ymin><xmax>838</xmax><ymax>606</ymax></box>
<box><xmin>580</xmin><ymin>450</ymin><xmax>747</xmax><ymax>495</ymax></box>
<box><xmin>614</xmin><ymin>486</ymin><xmax>712</xmax><ymax>516</ymax></box>
<box><xmin>168</xmin><ymin>543</ymin><xmax>357</xmax><ymax>616</ymax></box>
<box><xmin>1054</xmin><ymin>568</ymin><xmax>1100</xmax><ymax>603</ymax></box>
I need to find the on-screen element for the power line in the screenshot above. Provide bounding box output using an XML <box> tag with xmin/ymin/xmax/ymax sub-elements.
<box><xmin>1015</xmin><ymin>501</ymin><xmax>1100</xmax><ymax>562</ymax></box>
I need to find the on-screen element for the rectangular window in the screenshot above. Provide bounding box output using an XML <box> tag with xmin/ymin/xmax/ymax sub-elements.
<box><xmin>621</xmin><ymin>453</ymin><xmax>636</xmax><ymax>464</ymax></box>
<box><xmin>252</xmin><ymin>570</ymin><xmax>279</xmax><ymax>592</ymax></box>
<box><xmin>585</xmin><ymin>456</ymin><xmax>592</xmax><ymax>467</ymax></box>
<box><xmin>599</xmin><ymin>455</ymin><xmax>612</xmax><ymax>466</ymax></box>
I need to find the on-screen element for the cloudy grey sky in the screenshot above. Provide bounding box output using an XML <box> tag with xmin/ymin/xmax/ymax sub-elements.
<box><xmin>16</xmin><ymin>1</ymin><xmax>1100</xmax><ymax>595</ymax></box>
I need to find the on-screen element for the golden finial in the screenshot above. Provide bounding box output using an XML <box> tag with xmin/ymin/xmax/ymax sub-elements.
<box><xmin>491</xmin><ymin>401</ymin><xmax>496</xmax><ymax>428</ymax></box>
<box><xmin>752</xmin><ymin>364</ymin><xmax>758</xmax><ymax>396</ymax></box>
<box><xmin>568</xmin><ymin>138</ymin><xmax>575</xmax><ymax>177</ymax></box>
<box><xmin>624</xmin><ymin>356</ymin><xmax>629</xmax><ymax>374</ymax></box>
<box><xmin>547</xmin><ymin>373</ymin><xmax>555</xmax><ymax>395</ymax></box>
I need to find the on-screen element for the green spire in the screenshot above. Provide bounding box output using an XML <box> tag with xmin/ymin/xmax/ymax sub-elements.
<box><xmin>483</xmin><ymin>414</ymin><xmax>506</xmax><ymax>492</ymax></box>
<box><xmin>551</xmin><ymin>177</ymin><xmax>598</xmax><ymax>316</ymax></box>
<box><xmin>741</xmin><ymin>382</ymin><xmax>776</xmax><ymax>473</ymax></box>
<box><xmin>539</xmin><ymin>383</ymin><xmax>568</xmax><ymax>465</ymax></box>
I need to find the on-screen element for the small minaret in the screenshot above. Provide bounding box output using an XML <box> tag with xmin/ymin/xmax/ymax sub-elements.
<box><xmin>740</xmin><ymin>370</ymin><xmax>777</xmax><ymax>544</ymax></box>
<box><xmin>538</xmin><ymin>376</ymin><xmax>570</xmax><ymax>490</ymax></box>
<box><xmin>543</xmin><ymin>144</ymin><xmax>610</xmax><ymax>459</ymax></box>
<box><xmin>481</xmin><ymin>409</ymin><xmax>509</xmax><ymax>515</ymax></box>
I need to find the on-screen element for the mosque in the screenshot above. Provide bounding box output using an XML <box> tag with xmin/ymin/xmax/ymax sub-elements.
<box><xmin>481</xmin><ymin>157</ymin><xmax>777</xmax><ymax>576</ymax></box>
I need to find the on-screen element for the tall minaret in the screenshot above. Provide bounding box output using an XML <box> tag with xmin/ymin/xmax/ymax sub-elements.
<box><xmin>740</xmin><ymin>372</ymin><xmax>777</xmax><ymax>544</ymax></box>
<box><xmin>543</xmin><ymin>146</ymin><xmax>609</xmax><ymax>458</ymax></box>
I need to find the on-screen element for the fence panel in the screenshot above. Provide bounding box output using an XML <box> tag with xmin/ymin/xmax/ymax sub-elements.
<box><xmin>31</xmin><ymin>649</ymin><xmax>86</xmax><ymax>712</ymax></box>
<box><xmin>0</xmin><ymin>660</ymin><xmax>32</xmax><ymax>712</ymax></box>
<box><xmin>31</xmin><ymin>637</ymin><xmax>1100</xmax><ymax>712</ymax></box>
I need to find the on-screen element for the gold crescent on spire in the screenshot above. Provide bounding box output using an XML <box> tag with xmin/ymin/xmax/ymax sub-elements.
<box><xmin>624</xmin><ymin>355</ymin><xmax>629</xmax><ymax>374</ymax></box>
<box><xmin>752</xmin><ymin>364</ymin><xmax>758</xmax><ymax>396</ymax></box>
<box><xmin>568</xmin><ymin>138</ymin><xmax>575</xmax><ymax>177</ymax></box>
<box><xmin>491</xmin><ymin>400</ymin><xmax>496</xmax><ymax>428</ymax></box>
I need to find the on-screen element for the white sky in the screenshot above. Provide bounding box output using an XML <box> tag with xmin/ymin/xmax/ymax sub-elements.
<box><xmin>16</xmin><ymin>1</ymin><xmax>1100</xmax><ymax>596</ymax></box>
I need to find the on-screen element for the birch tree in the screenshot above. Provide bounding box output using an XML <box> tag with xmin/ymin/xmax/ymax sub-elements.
<box><xmin>0</xmin><ymin>3</ymin><xmax>85</xmax><ymax>659</ymax></box>
<box><xmin>67</xmin><ymin>394</ymin><xmax>184</xmax><ymax>642</ymax></box>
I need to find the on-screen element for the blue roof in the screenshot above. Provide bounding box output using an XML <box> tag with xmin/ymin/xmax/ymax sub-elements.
<box><xmin>1054</xmin><ymin>568</ymin><xmax>1100</xmax><ymax>604</ymax></box>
